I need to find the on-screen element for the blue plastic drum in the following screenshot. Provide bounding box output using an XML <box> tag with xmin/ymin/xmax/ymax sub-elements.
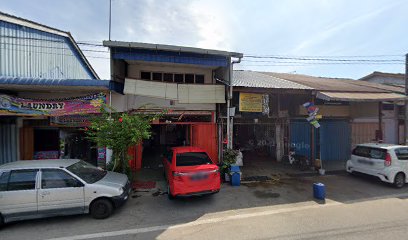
<box><xmin>230</xmin><ymin>165</ymin><xmax>241</xmax><ymax>186</ymax></box>
<box><xmin>313</xmin><ymin>182</ymin><xmax>325</xmax><ymax>200</ymax></box>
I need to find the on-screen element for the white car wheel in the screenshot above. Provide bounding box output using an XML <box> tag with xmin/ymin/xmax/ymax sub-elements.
<box><xmin>394</xmin><ymin>173</ymin><xmax>405</xmax><ymax>188</ymax></box>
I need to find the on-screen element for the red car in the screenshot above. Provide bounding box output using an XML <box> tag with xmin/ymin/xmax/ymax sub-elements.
<box><xmin>163</xmin><ymin>146</ymin><xmax>220</xmax><ymax>199</ymax></box>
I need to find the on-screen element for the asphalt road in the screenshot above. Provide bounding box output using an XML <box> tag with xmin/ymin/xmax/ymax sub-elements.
<box><xmin>51</xmin><ymin>197</ymin><xmax>408</xmax><ymax>240</ymax></box>
<box><xmin>2</xmin><ymin>174</ymin><xmax>408</xmax><ymax>240</ymax></box>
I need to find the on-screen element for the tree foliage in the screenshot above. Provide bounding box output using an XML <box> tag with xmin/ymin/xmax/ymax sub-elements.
<box><xmin>85</xmin><ymin>105</ymin><xmax>160</xmax><ymax>175</ymax></box>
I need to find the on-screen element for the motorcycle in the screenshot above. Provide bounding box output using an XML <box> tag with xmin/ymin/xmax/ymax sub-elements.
<box><xmin>283</xmin><ymin>147</ymin><xmax>310</xmax><ymax>171</ymax></box>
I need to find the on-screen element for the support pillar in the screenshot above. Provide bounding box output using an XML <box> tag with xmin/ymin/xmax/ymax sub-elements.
<box><xmin>378</xmin><ymin>102</ymin><xmax>383</xmax><ymax>142</ymax></box>
<box><xmin>405</xmin><ymin>53</ymin><xmax>408</xmax><ymax>145</ymax></box>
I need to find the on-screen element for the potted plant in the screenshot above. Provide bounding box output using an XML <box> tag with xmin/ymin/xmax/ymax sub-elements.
<box><xmin>220</xmin><ymin>148</ymin><xmax>239</xmax><ymax>182</ymax></box>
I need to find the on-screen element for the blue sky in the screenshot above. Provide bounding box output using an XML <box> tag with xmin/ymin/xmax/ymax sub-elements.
<box><xmin>1</xmin><ymin>0</ymin><xmax>407</xmax><ymax>80</ymax></box>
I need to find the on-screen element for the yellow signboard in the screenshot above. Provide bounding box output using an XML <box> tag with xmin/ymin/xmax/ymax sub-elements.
<box><xmin>239</xmin><ymin>93</ymin><xmax>263</xmax><ymax>112</ymax></box>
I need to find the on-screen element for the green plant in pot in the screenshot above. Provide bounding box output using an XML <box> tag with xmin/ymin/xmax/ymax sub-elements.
<box><xmin>221</xmin><ymin>148</ymin><xmax>239</xmax><ymax>181</ymax></box>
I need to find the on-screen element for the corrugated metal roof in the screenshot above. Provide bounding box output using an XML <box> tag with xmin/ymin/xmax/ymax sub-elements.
<box><xmin>0</xmin><ymin>77</ymin><xmax>109</xmax><ymax>88</ymax></box>
<box><xmin>263</xmin><ymin>72</ymin><xmax>390</xmax><ymax>93</ymax></box>
<box><xmin>0</xmin><ymin>11</ymin><xmax>99</xmax><ymax>79</ymax></box>
<box><xmin>316</xmin><ymin>91</ymin><xmax>407</xmax><ymax>102</ymax></box>
<box><xmin>233</xmin><ymin>70</ymin><xmax>312</xmax><ymax>89</ymax></box>
<box><xmin>113</xmin><ymin>48</ymin><xmax>229</xmax><ymax>67</ymax></box>
<box><xmin>348</xmin><ymin>80</ymin><xmax>405</xmax><ymax>93</ymax></box>
<box><xmin>359</xmin><ymin>71</ymin><xmax>405</xmax><ymax>81</ymax></box>
<box><xmin>104</xmin><ymin>40</ymin><xmax>243</xmax><ymax>58</ymax></box>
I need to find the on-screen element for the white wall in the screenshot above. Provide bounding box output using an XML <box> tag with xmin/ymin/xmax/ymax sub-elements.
<box><xmin>352</xmin><ymin>109</ymin><xmax>398</xmax><ymax>144</ymax></box>
<box><xmin>110</xmin><ymin>93</ymin><xmax>215</xmax><ymax>112</ymax></box>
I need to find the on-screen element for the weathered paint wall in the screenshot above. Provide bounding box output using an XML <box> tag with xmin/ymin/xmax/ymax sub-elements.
<box><xmin>351</xmin><ymin>122</ymin><xmax>384</xmax><ymax>147</ymax></box>
<box><xmin>350</xmin><ymin>102</ymin><xmax>378</xmax><ymax>118</ymax></box>
<box><xmin>110</xmin><ymin>93</ymin><xmax>216</xmax><ymax>112</ymax></box>
<box><xmin>0</xmin><ymin>20</ymin><xmax>94</xmax><ymax>79</ymax></box>
<box><xmin>351</xmin><ymin>103</ymin><xmax>398</xmax><ymax>144</ymax></box>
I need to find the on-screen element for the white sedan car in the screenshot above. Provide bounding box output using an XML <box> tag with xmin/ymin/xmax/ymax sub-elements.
<box><xmin>346</xmin><ymin>143</ymin><xmax>408</xmax><ymax>188</ymax></box>
<box><xmin>0</xmin><ymin>159</ymin><xmax>131</xmax><ymax>227</ymax></box>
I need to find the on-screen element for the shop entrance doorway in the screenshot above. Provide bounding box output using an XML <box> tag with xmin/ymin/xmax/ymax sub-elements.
<box><xmin>33</xmin><ymin>128</ymin><xmax>60</xmax><ymax>159</ymax></box>
<box><xmin>142</xmin><ymin>124</ymin><xmax>190</xmax><ymax>169</ymax></box>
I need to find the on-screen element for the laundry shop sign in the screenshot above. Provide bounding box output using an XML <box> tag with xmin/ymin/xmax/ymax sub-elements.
<box><xmin>20</xmin><ymin>102</ymin><xmax>65</xmax><ymax>110</ymax></box>
<box><xmin>0</xmin><ymin>93</ymin><xmax>105</xmax><ymax>116</ymax></box>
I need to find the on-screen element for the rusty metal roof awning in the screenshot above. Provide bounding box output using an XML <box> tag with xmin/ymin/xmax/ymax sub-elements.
<box><xmin>316</xmin><ymin>91</ymin><xmax>408</xmax><ymax>102</ymax></box>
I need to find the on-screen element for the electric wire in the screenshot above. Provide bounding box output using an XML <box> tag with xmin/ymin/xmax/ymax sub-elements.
<box><xmin>0</xmin><ymin>37</ymin><xmax>406</xmax><ymax>64</ymax></box>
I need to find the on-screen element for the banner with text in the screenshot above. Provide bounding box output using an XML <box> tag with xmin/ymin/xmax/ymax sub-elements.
<box><xmin>239</xmin><ymin>93</ymin><xmax>263</xmax><ymax>112</ymax></box>
<box><xmin>0</xmin><ymin>93</ymin><xmax>105</xmax><ymax>116</ymax></box>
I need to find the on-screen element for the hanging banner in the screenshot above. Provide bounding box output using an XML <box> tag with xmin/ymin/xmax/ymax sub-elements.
<box><xmin>0</xmin><ymin>93</ymin><xmax>105</xmax><ymax>116</ymax></box>
<box><xmin>303</xmin><ymin>102</ymin><xmax>320</xmax><ymax>128</ymax></box>
<box><xmin>239</xmin><ymin>93</ymin><xmax>263</xmax><ymax>112</ymax></box>
<box><xmin>50</xmin><ymin>114</ymin><xmax>94</xmax><ymax>127</ymax></box>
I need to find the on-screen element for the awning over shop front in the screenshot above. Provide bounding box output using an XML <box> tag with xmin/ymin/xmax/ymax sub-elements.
<box><xmin>316</xmin><ymin>91</ymin><xmax>408</xmax><ymax>102</ymax></box>
<box><xmin>0</xmin><ymin>77</ymin><xmax>111</xmax><ymax>92</ymax></box>
<box><xmin>124</xmin><ymin>78</ymin><xmax>225</xmax><ymax>103</ymax></box>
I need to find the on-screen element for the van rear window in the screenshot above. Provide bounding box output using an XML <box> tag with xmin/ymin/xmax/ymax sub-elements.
<box><xmin>352</xmin><ymin>146</ymin><xmax>387</xmax><ymax>160</ymax></box>
<box><xmin>176</xmin><ymin>152</ymin><xmax>213</xmax><ymax>166</ymax></box>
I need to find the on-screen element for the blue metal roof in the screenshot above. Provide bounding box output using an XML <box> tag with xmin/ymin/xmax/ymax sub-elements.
<box><xmin>112</xmin><ymin>48</ymin><xmax>229</xmax><ymax>67</ymax></box>
<box><xmin>0</xmin><ymin>11</ymin><xmax>99</xmax><ymax>80</ymax></box>
<box><xmin>0</xmin><ymin>77</ymin><xmax>109</xmax><ymax>88</ymax></box>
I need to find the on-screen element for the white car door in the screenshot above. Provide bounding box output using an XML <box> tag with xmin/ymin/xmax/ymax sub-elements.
<box><xmin>0</xmin><ymin>169</ymin><xmax>39</xmax><ymax>221</ymax></box>
<box><xmin>38</xmin><ymin>169</ymin><xmax>85</xmax><ymax>215</ymax></box>
<box><xmin>394</xmin><ymin>148</ymin><xmax>408</xmax><ymax>173</ymax></box>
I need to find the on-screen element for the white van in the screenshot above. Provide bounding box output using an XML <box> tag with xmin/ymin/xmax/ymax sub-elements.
<box><xmin>0</xmin><ymin>159</ymin><xmax>131</xmax><ymax>227</ymax></box>
<box><xmin>346</xmin><ymin>143</ymin><xmax>408</xmax><ymax>188</ymax></box>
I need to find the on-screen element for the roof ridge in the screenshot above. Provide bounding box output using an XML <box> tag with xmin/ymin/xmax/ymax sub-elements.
<box><xmin>254</xmin><ymin>71</ymin><xmax>311</xmax><ymax>89</ymax></box>
<box><xmin>254</xmin><ymin>70</ymin><xmax>355</xmax><ymax>81</ymax></box>
<box><xmin>0</xmin><ymin>11</ymin><xmax>100</xmax><ymax>79</ymax></box>
<box><xmin>0</xmin><ymin>11</ymin><xmax>69</xmax><ymax>36</ymax></box>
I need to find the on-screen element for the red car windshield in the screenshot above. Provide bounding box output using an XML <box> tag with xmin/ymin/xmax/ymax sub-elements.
<box><xmin>176</xmin><ymin>152</ymin><xmax>213</xmax><ymax>166</ymax></box>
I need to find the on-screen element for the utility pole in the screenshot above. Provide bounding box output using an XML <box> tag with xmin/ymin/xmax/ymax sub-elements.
<box><xmin>108</xmin><ymin>0</ymin><xmax>112</xmax><ymax>41</ymax></box>
<box><xmin>405</xmin><ymin>53</ymin><xmax>408</xmax><ymax>145</ymax></box>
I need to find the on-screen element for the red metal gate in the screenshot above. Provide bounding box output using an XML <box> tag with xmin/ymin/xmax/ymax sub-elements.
<box><xmin>191</xmin><ymin>123</ymin><xmax>218</xmax><ymax>164</ymax></box>
<box><xmin>128</xmin><ymin>143</ymin><xmax>143</xmax><ymax>171</ymax></box>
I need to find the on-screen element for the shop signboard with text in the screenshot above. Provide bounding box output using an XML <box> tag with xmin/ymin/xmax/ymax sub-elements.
<box><xmin>239</xmin><ymin>93</ymin><xmax>263</xmax><ymax>112</ymax></box>
<box><xmin>0</xmin><ymin>93</ymin><xmax>105</xmax><ymax>116</ymax></box>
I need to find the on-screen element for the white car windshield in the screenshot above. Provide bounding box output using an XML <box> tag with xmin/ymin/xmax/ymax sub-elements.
<box><xmin>66</xmin><ymin>160</ymin><xmax>107</xmax><ymax>184</ymax></box>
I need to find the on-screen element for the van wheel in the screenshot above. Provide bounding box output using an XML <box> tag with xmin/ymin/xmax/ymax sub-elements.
<box><xmin>394</xmin><ymin>173</ymin><xmax>405</xmax><ymax>188</ymax></box>
<box><xmin>167</xmin><ymin>185</ymin><xmax>174</xmax><ymax>200</ymax></box>
<box><xmin>90</xmin><ymin>199</ymin><xmax>113</xmax><ymax>219</ymax></box>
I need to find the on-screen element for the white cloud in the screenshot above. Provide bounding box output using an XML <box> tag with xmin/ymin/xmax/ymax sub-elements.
<box><xmin>187</xmin><ymin>1</ymin><xmax>233</xmax><ymax>50</ymax></box>
<box><xmin>2</xmin><ymin>0</ymin><xmax>408</xmax><ymax>79</ymax></box>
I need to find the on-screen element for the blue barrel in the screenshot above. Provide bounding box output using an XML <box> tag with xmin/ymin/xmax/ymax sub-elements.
<box><xmin>313</xmin><ymin>182</ymin><xmax>325</xmax><ymax>200</ymax></box>
<box><xmin>230</xmin><ymin>165</ymin><xmax>241</xmax><ymax>186</ymax></box>
<box><xmin>230</xmin><ymin>165</ymin><xmax>240</xmax><ymax>172</ymax></box>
